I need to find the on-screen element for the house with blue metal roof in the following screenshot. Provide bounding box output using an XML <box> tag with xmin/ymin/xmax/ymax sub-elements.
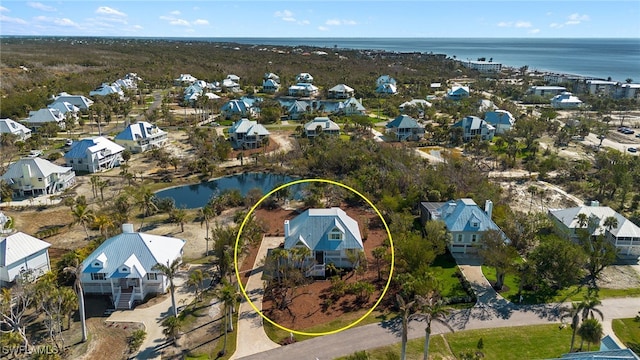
<box><xmin>484</xmin><ymin>110</ymin><xmax>516</xmax><ymax>134</ymax></box>
<box><xmin>452</xmin><ymin>115</ymin><xmax>496</xmax><ymax>142</ymax></box>
<box><xmin>64</xmin><ymin>136</ymin><xmax>125</xmax><ymax>173</ymax></box>
<box><xmin>114</xmin><ymin>121</ymin><xmax>168</xmax><ymax>153</ymax></box>
<box><xmin>420</xmin><ymin>199</ymin><xmax>506</xmax><ymax>254</ymax></box>
<box><xmin>385</xmin><ymin>114</ymin><xmax>425</xmax><ymax>141</ymax></box>
<box><xmin>283</xmin><ymin>207</ymin><xmax>363</xmax><ymax>277</ymax></box>
<box><xmin>81</xmin><ymin>224</ymin><xmax>185</xmax><ymax>310</ymax></box>
<box><xmin>446</xmin><ymin>85</ymin><xmax>470</xmax><ymax>100</ymax></box>
<box><xmin>228</xmin><ymin>118</ymin><xmax>270</xmax><ymax>149</ymax></box>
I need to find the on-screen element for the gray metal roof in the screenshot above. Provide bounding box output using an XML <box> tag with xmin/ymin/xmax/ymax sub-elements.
<box><xmin>0</xmin><ymin>232</ymin><xmax>51</xmax><ymax>267</ymax></box>
<box><xmin>284</xmin><ymin>208</ymin><xmax>363</xmax><ymax>251</ymax></box>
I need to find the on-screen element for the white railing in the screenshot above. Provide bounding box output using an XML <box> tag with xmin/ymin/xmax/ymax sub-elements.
<box><xmin>306</xmin><ymin>264</ymin><xmax>325</xmax><ymax>277</ymax></box>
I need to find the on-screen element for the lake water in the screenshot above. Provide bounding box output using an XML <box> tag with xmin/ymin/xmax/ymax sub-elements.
<box><xmin>155</xmin><ymin>173</ymin><xmax>303</xmax><ymax>209</ymax></box>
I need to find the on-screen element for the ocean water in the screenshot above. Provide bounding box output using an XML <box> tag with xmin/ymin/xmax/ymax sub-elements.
<box><xmin>201</xmin><ymin>37</ymin><xmax>640</xmax><ymax>83</ymax></box>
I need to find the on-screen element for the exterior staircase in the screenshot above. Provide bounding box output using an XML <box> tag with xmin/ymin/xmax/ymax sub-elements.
<box><xmin>116</xmin><ymin>288</ymin><xmax>134</xmax><ymax>310</ymax></box>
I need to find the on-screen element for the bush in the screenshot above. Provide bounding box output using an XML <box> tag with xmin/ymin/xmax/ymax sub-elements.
<box><xmin>346</xmin><ymin>351</ymin><xmax>370</xmax><ymax>360</ymax></box>
<box><xmin>128</xmin><ymin>329</ymin><xmax>146</xmax><ymax>353</ymax></box>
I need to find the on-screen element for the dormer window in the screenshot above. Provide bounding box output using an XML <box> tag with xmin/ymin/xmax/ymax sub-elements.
<box><xmin>329</xmin><ymin>227</ymin><xmax>343</xmax><ymax>241</ymax></box>
<box><xmin>93</xmin><ymin>262</ymin><xmax>101</xmax><ymax>267</ymax></box>
<box><xmin>121</xmin><ymin>267</ymin><xmax>129</xmax><ymax>273</ymax></box>
<box><xmin>472</xmin><ymin>222</ymin><xmax>479</xmax><ymax>228</ymax></box>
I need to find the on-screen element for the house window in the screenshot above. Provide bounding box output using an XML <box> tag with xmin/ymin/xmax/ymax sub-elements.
<box><xmin>37</xmin><ymin>178</ymin><xmax>43</xmax><ymax>182</ymax></box>
<box><xmin>329</xmin><ymin>227</ymin><xmax>343</xmax><ymax>241</ymax></box>
<box><xmin>91</xmin><ymin>273</ymin><xmax>106</xmax><ymax>281</ymax></box>
<box><xmin>472</xmin><ymin>222</ymin><xmax>479</xmax><ymax>228</ymax></box>
<box><xmin>93</xmin><ymin>262</ymin><xmax>101</xmax><ymax>267</ymax></box>
<box><xmin>457</xmin><ymin>234</ymin><xmax>463</xmax><ymax>242</ymax></box>
<box><xmin>147</xmin><ymin>273</ymin><xmax>158</xmax><ymax>281</ymax></box>
<box><xmin>121</xmin><ymin>267</ymin><xmax>128</xmax><ymax>272</ymax></box>
<box><xmin>472</xmin><ymin>234</ymin><xmax>477</xmax><ymax>242</ymax></box>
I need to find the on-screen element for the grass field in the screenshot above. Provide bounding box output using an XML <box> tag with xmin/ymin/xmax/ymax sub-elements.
<box><xmin>337</xmin><ymin>324</ymin><xmax>573</xmax><ymax>360</ymax></box>
<box><xmin>612</xmin><ymin>317</ymin><xmax>640</xmax><ymax>353</ymax></box>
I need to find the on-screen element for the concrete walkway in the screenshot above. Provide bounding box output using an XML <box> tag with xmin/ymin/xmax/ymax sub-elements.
<box><xmin>229</xmin><ymin>236</ymin><xmax>281</xmax><ymax>359</ymax></box>
<box><xmin>107</xmin><ymin>271</ymin><xmax>197</xmax><ymax>359</ymax></box>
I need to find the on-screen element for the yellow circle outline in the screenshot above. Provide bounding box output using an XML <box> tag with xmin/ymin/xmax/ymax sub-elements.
<box><xmin>234</xmin><ymin>178</ymin><xmax>394</xmax><ymax>337</ymax></box>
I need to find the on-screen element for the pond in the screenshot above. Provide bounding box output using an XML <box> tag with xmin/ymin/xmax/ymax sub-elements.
<box><xmin>154</xmin><ymin>172</ymin><xmax>304</xmax><ymax>209</ymax></box>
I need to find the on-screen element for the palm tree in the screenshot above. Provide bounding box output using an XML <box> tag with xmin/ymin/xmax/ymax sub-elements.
<box><xmin>186</xmin><ymin>269</ymin><xmax>204</xmax><ymax>301</ymax></box>
<box><xmin>135</xmin><ymin>187</ymin><xmax>157</xmax><ymax>231</ymax></box>
<box><xmin>161</xmin><ymin>315</ymin><xmax>183</xmax><ymax>345</ymax></box>
<box><xmin>561</xmin><ymin>302</ymin><xmax>583</xmax><ymax>352</ymax></box>
<box><xmin>578</xmin><ymin>295</ymin><xmax>604</xmax><ymax>350</ymax></box>
<box><xmin>199</xmin><ymin>205</ymin><xmax>214</xmax><ymax>255</ymax></box>
<box><xmin>576</xmin><ymin>213</ymin><xmax>589</xmax><ymax>229</ymax></box>
<box><xmin>152</xmin><ymin>258</ymin><xmax>182</xmax><ymax>317</ymax></box>
<box><xmin>577</xmin><ymin>318</ymin><xmax>603</xmax><ymax>351</ymax></box>
<box><xmin>170</xmin><ymin>207</ymin><xmax>187</xmax><ymax>233</ymax></box>
<box><xmin>213</xmin><ymin>280</ymin><xmax>239</xmax><ymax>356</ymax></box>
<box><xmin>63</xmin><ymin>257</ymin><xmax>87</xmax><ymax>343</ymax></box>
<box><xmin>603</xmin><ymin>216</ymin><xmax>618</xmax><ymax>233</ymax></box>
<box><xmin>416</xmin><ymin>292</ymin><xmax>453</xmax><ymax>360</ymax></box>
<box><xmin>71</xmin><ymin>204</ymin><xmax>94</xmax><ymax>240</ymax></box>
<box><xmin>397</xmin><ymin>294</ymin><xmax>417</xmax><ymax>360</ymax></box>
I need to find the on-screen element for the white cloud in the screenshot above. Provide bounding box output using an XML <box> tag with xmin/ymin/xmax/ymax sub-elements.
<box><xmin>568</xmin><ymin>13</ymin><xmax>590</xmax><ymax>21</ymax></box>
<box><xmin>0</xmin><ymin>14</ymin><xmax>27</xmax><ymax>24</ymax></box>
<box><xmin>498</xmin><ymin>20</ymin><xmax>531</xmax><ymax>28</ymax></box>
<box><xmin>274</xmin><ymin>10</ymin><xmax>294</xmax><ymax>18</ymax></box>
<box><xmin>0</xmin><ymin>6</ymin><xmax>10</xmax><ymax>13</ymax></box>
<box><xmin>170</xmin><ymin>10</ymin><xmax>181</xmax><ymax>15</ymax></box>
<box><xmin>133</xmin><ymin>25</ymin><xmax>143</xmax><ymax>30</ymax></box>
<box><xmin>325</xmin><ymin>19</ymin><xmax>357</xmax><ymax>26</ymax></box>
<box><xmin>515</xmin><ymin>21</ymin><xmax>532</xmax><ymax>28</ymax></box>
<box><xmin>529</xmin><ymin>28</ymin><xmax>540</xmax><ymax>34</ymax></box>
<box><xmin>299</xmin><ymin>20</ymin><xmax>310</xmax><ymax>25</ymax></box>
<box><xmin>54</xmin><ymin>18</ymin><xmax>79</xmax><ymax>27</ymax></box>
<box><xmin>318</xmin><ymin>26</ymin><xmax>329</xmax><ymax>31</ymax></box>
<box><xmin>160</xmin><ymin>15</ymin><xmax>191</xmax><ymax>26</ymax></box>
<box><xmin>28</xmin><ymin>2</ymin><xmax>55</xmax><ymax>12</ymax></box>
<box><xmin>96</xmin><ymin>6</ymin><xmax>126</xmax><ymax>17</ymax></box>
<box><xmin>193</xmin><ymin>19</ymin><xmax>209</xmax><ymax>26</ymax></box>
<box><xmin>549</xmin><ymin>22</ymin><xmax>562</xmax><ymax>28</ymax></box>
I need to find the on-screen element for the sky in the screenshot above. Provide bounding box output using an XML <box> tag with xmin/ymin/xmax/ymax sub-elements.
<box><xmin>0</xmin><ymin>1</ymin><xmax>639</xmax><ymax>38</ymax></box>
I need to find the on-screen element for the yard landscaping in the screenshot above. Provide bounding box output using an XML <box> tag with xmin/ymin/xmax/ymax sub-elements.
<box><xmin>612</xmin><ymin>317</ymin><xmax>640</xmax><ymax>353</ymax></box>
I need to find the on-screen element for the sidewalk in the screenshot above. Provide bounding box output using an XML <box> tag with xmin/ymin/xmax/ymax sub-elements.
<box><xmin>229</xmin><ymin>236</ymin><xmax>281</xmax><ymax>359</ymax></box>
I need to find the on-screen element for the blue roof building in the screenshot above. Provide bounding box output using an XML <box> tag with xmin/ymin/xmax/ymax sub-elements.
<box><xmin>385</xmin><ymin>114</ymin><xmax>425</xmax><ymax>141</ymax></box>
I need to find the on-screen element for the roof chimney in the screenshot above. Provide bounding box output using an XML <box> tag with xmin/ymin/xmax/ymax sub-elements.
<box><xmin>284</xmin><ymin>220</ymin><xmax>290</xmax><ymax>238</ymax></box>
<box><xmin>485</xmin><ymin>200</ymin><xmax>493</xmax><ymax>220</ymax></box>
<box><xmin>122</xmin><ymin>223</ymin><xmax>135</xmax><ymax>233</ymax></box>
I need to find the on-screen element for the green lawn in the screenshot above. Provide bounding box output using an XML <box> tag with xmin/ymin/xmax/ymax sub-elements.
<box><xmin>612</xmin><ymin>317</ymin><xmax>640</xmax><ymax>353</ymax></box>
<box><xmin>337</xmin><ymin>324</ymin><xmax>573</xmax><ymax>360</ymax></box>
<box><xmin>481</xmin><ymin>266</ymin><xmax>640</xmax><ymax>304</ymax></box>
<box><xmin>432</xmin><ymin>253</ymin><xmax>474</xmax><ymax>302</ymax></box>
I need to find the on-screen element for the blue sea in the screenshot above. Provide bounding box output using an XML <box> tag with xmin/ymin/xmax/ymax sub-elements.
<box><xmin>195</xmin><ymin>37</ymin><xmax>639</xmax><ymax>83</ymax></box>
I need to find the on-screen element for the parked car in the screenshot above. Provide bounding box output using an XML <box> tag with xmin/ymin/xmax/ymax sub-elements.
<box><xmin>65</xmin><ymin>139</ymin><xmax>73</xmax><ymax>146</ymax></box>
<box><xmin>628</xmin><ymin>147</ymin><xmax>638</xmax><ymax>153</ymax></box>
<box><xmin>635</xmin><ymin>133</ymin><xmax>640</xmax><ymax>138</ymax></box>
<box><xmin>624</xmin><ymin>129</ymin><xmax>635</xmax><ymax>134</ymax></box>
<box><xmin>28</xmin><ymin>150</ymin><xmax>43</xmax><ymax>157</ymax></box>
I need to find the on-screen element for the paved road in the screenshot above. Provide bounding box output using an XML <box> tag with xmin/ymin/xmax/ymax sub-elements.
<box><xmin>582</xmin><ymin>132</ymin><xmax>639</xmax><ymax>156</ymax></box>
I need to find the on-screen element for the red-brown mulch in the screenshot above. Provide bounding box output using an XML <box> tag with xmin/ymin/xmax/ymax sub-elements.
<box><xmin>238</xmin><ymin>205</ymin><xmax>391</xmax><ymax>332</ymax></box>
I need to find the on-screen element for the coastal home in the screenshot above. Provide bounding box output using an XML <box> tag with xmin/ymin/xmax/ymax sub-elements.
<box><xmin>222</xmin><ymin>78</ymin><xmax>241</xmax><ymax>92</ymax></box>
<box><xmin>341</xmin><ymin>97</ymin><xmax>367</xmax><ymax>116</ymax></box>
<box><xmin>328</xmin><ymin>84</ymin><xmax>355</xmax><ymax>99</ymax></box>
<box><xmin>24</xmin><ymin>108</ymin><xmax>66</xmax><ymax>130</ymax></box>
<box><xmin>376</xmin><ymin>83</ymin><xmax>397</xmax><ymax>95</ymax></box>
<box><xmin>48</xmin><ymin>101</ymin><xmax>80</xmax><ymax>121</ymax></box>
<box><xmin>220</xmin><ymin>99</ymin><xmax>257</xmax><ymax>119</ymax></box>
<box><xmin>288</xmin><ymin>83</ymin><xmax>319</xmax><ymax>97</ymax></box>
<box><xmin>64</xmin><ymin>136</ymin><xmax>125</xmax><ymax>173</ymax></box>
<box><xmin>114</xmin><ymin>121</ymin><xmax>168</xmax><ymax>153</ymax></box>
<box><xmin>81</xmin><ymin>224</ymin><xmax>185</xmax><ymax>310</ymax></box>
<box><xmin>451</xmin><ymin>115</ymin><xmax>496</xmax><ymax>142</ymax></box>
<box><xmin>399</xmin><ymin>99</ymin><xmax>432</xmax><ymax>117</ymax></box>
<box><xmin>287</xmin><ymin>100</ymin><xmax>312</xmax><ymax>120</ymax></box>
<box><xmin>551</xmin><ymin>92</ymin><xmax>583</xmax><ymax>109</ymax></box>
<box><xmin>446</xmin><ymin>84</ymin><xmax>470</xmax><ymax>100</ymax></box>
<box><xmin>283</xmin><ymin>207</ymin><xmax>363</xmax><ymax>277</ymax></box>
<box><xmin>262</xmin><ymin>78</ymin><xmax>281</xmax><ymax>93</ymax></box>
<box><xmin>376</xmin><ymin>75</ymin><xmax>396</xmax><ymax>87</ymax></box>
<box><xmin>460</xmin><ymin>60</ymin><xmax>502</xmax><ymax>73</ymax></box>
<box><xmin>548</xmin><ymin>202</ymin><xmax>640</xmax><ymax>256</ymax></box>
<box><xmin>527</xmin><ymin>86</ymin><xmax>567</xmax><ymax>97</ymax></box>
<box><xmin>420</xmin><ymin>199</ymin><xmax>505</xmax><ymax>254</ymax></box>
<box><xmin>304</xmin><ymin>117</ymin><xmax>340</xmax><ymax>138</ymax></box>
<box><xmin>0</xmin><ymin>118</ymin><xmax>32</xmax><ymax>141</ymax></box>
<box><xmin>619</xmin><ymin>83</ymin><xmax>640</xmax><ymax>99</ymax></box>
<box><xmin>385</xmin><ymin>114</ymin><xmax>425</xmax><ymax>141</ymax></box>
<box><xmin>0</xmin><ymin>232</ymin><xmax>51</xmax><ymax>287</ymax></box>
<box><xmin>264</xmin><ymin>72</ymin><xmax>280</xmax><ymax>83</ymax></box>
<box><xmin>484</xmin><ymin>110</ymin><xmax>516</xmax><ymax>134</ymax></box>
<box><xmin>295</xmin><ymin>72</ymin><xmax>314</xmax><ymax>84</ymax></box>
<box><xmin>228</xmin><ymin>118</ymin><xmax>270</xmax><ymax>149</ymax></box>
<box><xmin>89</xmin><ymin>82</ymin><xmax>124</xmax><ymax>98</ymax></box>
<box><xmin>174</xmin><ymin>73</ymin><xmax>198</xmax><ymax>86</ymax></box>
<box><xmin>51</xmin><ymin>92</ymin><xmax>94</xmax><ymax>110</ymax></box>
<box><xmin>0</xmin><ymin>157</ymin><xmax>76</xmax><ymax>197</ymax></box>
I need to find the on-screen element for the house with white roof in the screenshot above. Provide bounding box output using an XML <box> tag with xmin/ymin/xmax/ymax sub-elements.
<box><xmin>228</xmin><ymin>118</ymin><xmax>270</xmax><ymax>149</ymax></box>
<box><xmin>264</xmin><ymin>72</ymin><xmax>280</xmax><ymax>83</ymax></box>
<box><xmin>420</xmin><ymin>199</ymin><xmax>504</xmax><ymax>254</ymax></box>
<box><xmin>89</xmin><ymin>82</ymin><xmax>124</xmax><ymax>98</ymax></box>
<box><xmin>551</xmin><ymin>92</ymin><xmax>583</xmax><ymax>109</ymax></box>
<box><xmin>295</xmin><ymin>72</ymin><xmax>314</xmax><ymax>84</ymax></box>
<box><xmin>114</xmin><ymin>122</ymin><xmax>168</xmax><ymax>153</ymax></box>
<box><xmin>585</xmin><ymin>80</ymin><xmax>618</xmax><ymax>96</ymax></box>
<box><xmin>24</xmin><ymin>108</ymin><xmax>66</xmax><ymax>129</ymax></box>
<box><xmin>0</xmin><ymin>157</ymin><xmax>76</xmax><ymax>197</ymax></box>
<box><xmin>452</xmin><ymin>115</ymin><xmax>496</xmax><ymax>142</ymax></box>
<box><xmin>81</xmin><ymin>224</ymin><xmax>185</xmax><ymax>309</ymax></box>
<box><xmin>0</xmin><ymin>118</ymin><xmax>32</xmax><ymax>141</ymax></box>
<box><xmin>51</xmin><ymin>92</ymin><xmax>94</xmax><ymax>110</ymax></box>
<box><xmin>341</xmin><ymin>97</ymin><xmax>366</xmax><ymax>116</ymax></box>
<box><xmin>64</xmin><ymin>136</ymin><xmax>125</xmax><ymax>173</ymax></box>
<box><xmin>548</xmin><ymin>202</ymin><xmax>640</xmax><ymax>256</ymax></box>
<box><xmin>460</xmin><ymin>60</ymin><xmax>502</xmax><ymax>73</ymax></box>
<box><xmin>399</xmin><ymin>99</ymin><xmax>432</xmax><ymax>117</ymax></box>
<box><xmin>262</xmin><ymin>78</ymin><xmax>281</xmax><ymax>93</ymax></box>
<box><xmin>174</xmin><ymin>74</ymin><xmax>198</xmax><ymax>85</ymax></box>
<box><xmin>288</xmin><ymin>83</ymin><xmax>319</xmax><ymax>97</ymax></box>
<box><xmin>376</xmin><ymin>83</ymin><xmax>397</xmax><ymax>95</ymax></box>
<box><xmin>222</xmin><ymin>78</ymin><xmax>241</xmax><ymax>92</ymax></box>
<box><xmin>304</xmin><ymin>117</ymin><xmax>340</xmax><ymax>138</ymax></box>
<box><xmin>376</xmin><ymin>75</ymin><xmax>396</xmax><ymax>87</ymax></box>
<box><xmin>328</xmin><ymin>84</ymin><xmax>355</xmax><ymax>99</ymax></box>
<box><xmin>484</xmin><ymin>110</ymin><xmax>516</xmax><ymax>134</ymax></box>
<box><xmin>283</xmin><ymin>207</ymin><xmax>363</xmax><ymax>277</ymax></box>
<box><xmin>48</xmin><ymin>101</ymin><xmax>80</xmax><ymax>121</ymax></box>
<box><xmin>221</xmin><ymin>99</ymin><xmax>257</xmax><ymax>119</ymax></box>
<box><xmin>618</xmin><ymin>83</ymin><xmax>640</xmax><ymax>99</ymax></box>
<box><xmin>0</xmin><ymin>232</ymin><xmax>51</xmax><ymax>287</ymax></box>
<box><xmin>446</xmin><ymin>84</ymin><xmax>470</xmax><ymax>100</ymax></box>
<box><xmin>385</xmin><ymin>114</ymin><xmax>425</xmax><ymax>141</ymax></box>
